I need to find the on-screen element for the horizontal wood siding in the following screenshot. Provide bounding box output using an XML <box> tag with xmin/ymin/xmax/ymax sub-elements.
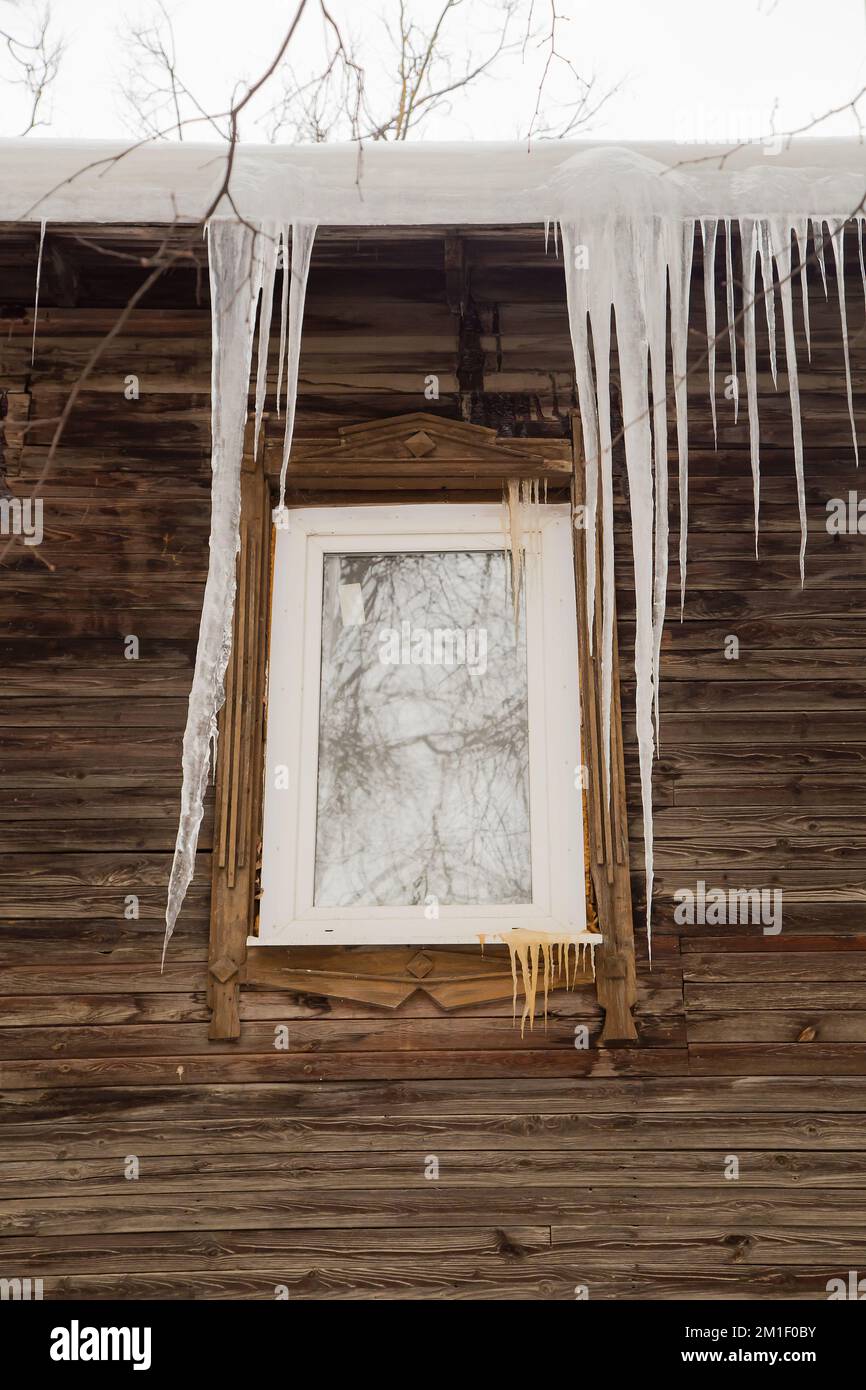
<box><xmin>0</xmin><ymin>224</ymin><xmax>864</xmax><ymax>1298</ymax></box>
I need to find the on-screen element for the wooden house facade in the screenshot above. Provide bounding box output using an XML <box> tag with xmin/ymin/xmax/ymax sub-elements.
<box><xmin>1</xmin><ymin>214</ymin><xmax>865</xmax><ymax>1300</ymax></box>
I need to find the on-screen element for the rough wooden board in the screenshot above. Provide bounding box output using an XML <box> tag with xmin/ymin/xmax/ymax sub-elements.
<box><xmin>1</xmin><ymin>221</ymin><xmax>866</xmax><ymax>1298</ymax></box>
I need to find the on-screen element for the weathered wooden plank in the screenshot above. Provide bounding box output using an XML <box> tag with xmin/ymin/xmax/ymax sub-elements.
<box><xmin>2</xmin><ymin>1147</ymin><xmax>864</xmax><ymax>1198</ymax></box>
<box><xmin>683</xmin><ymin>952</ymin><xmax>866</xmax><ymax>982</ymax></box>
<box><xmin>2</xmin><ymin>1110</ymin><xmax>862</xmax><ymax>1162</ymax></box>
<box><xmin>0</xmin><ymin>1012</ymin><xmax>684</xmax><ymax>1060</ymax></box>
<box><xmin>0</xmin><ymin>1262</ymin><xmax>847</xmax><ymax>1300</ymax></box>
<box><xmin>0</xmin><ymin>1224</ymin><xmax>552</xmax><ymax>1276</ymax></box>
<box><xmin>4</xmin><ymin>1185</ymin><xmax>866</xmax><ymax>1237</ymax></box>
<box><xmin>0</xmin><ymin>1047</ymin><xmax>689</xmax><ymax>1089</ymax></box>
<box><xmin>4</xmin><ymin>1076</ymin><xmax>864</xmax><ymax>1124</ymax></box>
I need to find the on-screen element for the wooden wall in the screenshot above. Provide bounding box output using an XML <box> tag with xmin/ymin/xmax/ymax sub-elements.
<box><xmin>0</xmin><ymin>222</ymin><xmax>864</xmax><ymax>1299</ymax></box>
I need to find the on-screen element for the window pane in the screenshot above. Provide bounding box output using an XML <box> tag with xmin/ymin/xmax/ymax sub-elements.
<box><xmin>314</xmin><ymin>549</ymin><xmax>531</xmax><ymax>907</ymax></box>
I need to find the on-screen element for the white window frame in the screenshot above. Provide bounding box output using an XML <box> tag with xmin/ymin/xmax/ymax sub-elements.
<box><xmin>255</xmin><ymin>503</ymin><xmax>585</xmax><ymax>946</ymax></box>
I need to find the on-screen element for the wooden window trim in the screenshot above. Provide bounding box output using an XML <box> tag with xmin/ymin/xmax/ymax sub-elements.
<box><xmin>207</xmin><ymin>413</ymin><xmax>637</xmax><ymax>1042</ymax></box>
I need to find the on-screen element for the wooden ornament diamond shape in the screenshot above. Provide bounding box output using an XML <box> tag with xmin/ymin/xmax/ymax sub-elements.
<box><xmin>406</xmin><ymin>950</ymin><xmax>434</xmax><ymax>979</ymax></box>
<box><xmin>405</xmin><ymin>430</ymin><xmax>436</xmax><ymax>458</ymax></box>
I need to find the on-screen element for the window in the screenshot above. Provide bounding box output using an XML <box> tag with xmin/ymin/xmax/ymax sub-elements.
<box><xmin>257</xmin><ymin>503</ymin><xmax>585</xmax><ymax>945</ymax></box>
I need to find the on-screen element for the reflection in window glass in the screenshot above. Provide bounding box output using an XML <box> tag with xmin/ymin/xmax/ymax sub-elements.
<box><xmin>314</xmin><ymin>550</ymin><xmax>531</xmax><ymax>907</ymax></box>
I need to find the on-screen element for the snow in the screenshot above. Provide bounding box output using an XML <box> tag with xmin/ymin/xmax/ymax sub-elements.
<box><xmin>4</xmin><ymin>134</ymin><xmax>863</xmax><ymax>951</ymax></box>
<box><xmin>1</xmin><ymin>135</ymin><xmax>865</xmax><ymax>225</ymax></box>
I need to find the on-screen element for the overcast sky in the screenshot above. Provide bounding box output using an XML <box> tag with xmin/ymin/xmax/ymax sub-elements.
<box><xmin>1</xmin><ymin>0</ymin><xmax>864</xmax><ymax>145</ymax></box>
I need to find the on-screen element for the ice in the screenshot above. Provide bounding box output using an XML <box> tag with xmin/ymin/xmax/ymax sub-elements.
<box><xmin>741</xmin><ymin>218</ymin><xmax>762</xmax><ymax>555</ymax></box>
<box><xmin>30</xmin><ymin>219</ymin><xmax>46</xmax><ymax>365</ymax></box>
<box><xmin>769</xmin><ymin>218</ymin><xmax>807</xmax><ymax>583</ymax></box>
<box><xmin>669</xmin><ymin>220</ymin><xmax>694</xmax><ymax>620</ymax></box>
<box><xmin>562</xmin><ymin>226</ymin><xmax>599</xmax><ymax>651</ymax></box>
<box><xmin>701</xmin><ymin>219</ymin><xmax>718</xmax><ymax>446</ymax></box>
<box><xmin>648</xmin><ymin>227</ymin><xmax>669</xmax><ymax>748</ymax></box>
<box><xmin>812</xmin><ymin>218</ymin><xmax>829</xmax><ymax>297</ymax></box>
<box><xmin>795</xmin><ymin>219</ymin><xmax>812</xmax><ymax>362</ymax></box>
<box><xmin>163</xmin><ymin>220</ymin><xmax>265</xmax><ymax>959</ymax></box>
<box><xmin>253</xmin><ymin>221</ymin><xmax>279</xmax><ymax>458</ymax></box>
<box><xmin>275</xmin><ymin>226</ymin><xmax>290</xmax><ymax>415</ymax></box>
<box><xmin>758</xmin><ymin>220</ymin><xmax>778</xmax><ymax>388</ymax></box>
<box><xmin>724</xmin><ymin>219</ymin><xmax>739</xmax><ymax>422</ymax></box>
<box><xmin>829</xmin><ymin>219</ymin><xmax>859</xmax><ymax>466</ymax></box>
<box><xmin>275</xmin><ymin>222</ymin><xmax>316</xmax><ymax>517</ymax></box>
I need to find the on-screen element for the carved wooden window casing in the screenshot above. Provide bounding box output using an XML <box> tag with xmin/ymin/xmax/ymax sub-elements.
<box><xmin>207</xmin><ymin>414</ymin><xmax>636</xmax><ymax>1044</ymax></box>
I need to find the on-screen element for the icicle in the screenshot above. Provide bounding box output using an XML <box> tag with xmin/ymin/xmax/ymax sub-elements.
<box><xmin>502</xmin><ymin>479</ymin><xmax>542</xmax><ymax>630</ymax></box>
<box><xmin>163</xmin><ymin>220</ymin><xmax>266</xmax><ymax>959</ymax></box>
<box><xmin>740</xmin><ymin>218</ymin><xmax>762</xmax><ymax>556</ymax></box>
<box><xmin>30</xmin><ymin>219</ymin><xmax>46</xmax><ymax>365</ymax></box>
<box><xmin>724</xmin><ymin>218</ymin><xmax>739</xmax><ymax>422</ymax></box>
<box><xmin>769</xmin><ymin>218</ymin><xmax>807</xmax><ymax>585</ymax></box>
<box><xmin>587</xmin><ymin>264</ymin><xmax>615</xmax><ymax>805</ymax></box>
<box><xmin>812</xmin><ymin>218</ymin><xmax>829</xmax><ymax>298</ymax></box>
<box><xmin>613</xmin><ymin>216</ymin><xmax>660</xmax><ymax>963</ymax></box>
<box><xmin>859</xmin><ymin>218</ymin><xmax>866</xmax><ymax>312</ymax></box>
<box><xmin>561</xmin><ymin>225</ymin><xmax>599</xmax><ymax>652</ymax></box>
<box><xmin>275</xmin><ymin>226</ymin><xmax>290</xmax><ymax>416</ymax></box>
<box><xmin>648</xmin><ymin>223</ymin><xmax>669</xmax><ymax>749</ymax></box>
<box><xmin>794</xmin><ymin>219</ymin><xmax>812</xmax><ymax>363</ymax></box>
<box><xmin>553</xmin><ymin>220</ymin><xmax>559</xmax><ymax>257</ymax></box>
<box><xmin>544</xmin><ymin>218</ymin><xmax>550</xmax><ymax>254</ymax></box>
<box><xmin>275</xmin><ymin>221</ymin><xmax>316</xmax><ymax>521</ymax></box>
<box><xmin>503</xmin><ymin>478</ymin><xmax>524</xmax><ymax>625</ymax></box>
<box><xmin>503</xmin><ymin>929</ymin><xmax>599</xmax><ymax>1036</ymax></box>
<box><xmin>701</xmin><ymin>218</ymin><xmax>718</xmax><ymax>446</ymax></box>
<box><xmin>758</xmin><ymin>220</ymin><xmax>778</xmax><ymax>388</ymax></box>
<box><xmin>252</xmin><ymin>222</ymin><xmax>279</xmax><ymax>458</ymax></box>
<box><xmin>670</xmin><ymin>220</ymin><xmax>694</xmax><ymax>619</ymax></box>
<box><xmin>828</xmin><ymin>218</ymin><xmax>859</xmax><ymax>466</ymax></box>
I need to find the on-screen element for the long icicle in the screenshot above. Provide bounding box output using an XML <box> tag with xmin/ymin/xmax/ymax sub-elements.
<box><xmin>740</xmin><ymin>217</ymin><xmax>762</xmax><ymax>556</ymax></box>
<box><xmin>613</xmin><ymin>215</ymin><xmax>658</xmax><ymax>962</ymax></box>
<box><xmin>275</xmin><ymin>225</ymin><xmax>290</xmax><ymax>416</ymax></box>
<box><xmin>770</xmin><ymin>217</ymin><xmax>808</xmax><ymax>585</ymax></box>
<box><xmin>649</xmin><ymin>221</ymin><xmax>669</xmax><ymax>750</ymax></box>
<box><xmin>702</xmin><ymin>218</ymin><xmax>718</xmax><ymax>446</ymax></box>
<box><xmin>670</xmin><ymin>219</ymin><xmax>694</xmax><ymax>619</ymax></box>
<box><xmin>562</xmin><ymin>225</ymin><xmax>600</xmax><ymax>651</ymax></box>
<box><xmin>588</xmin><ymin>258</ymin><xmax>616</xmax><ymax>804</ymax></box>
<box><xmin>828</xmin><ymin>218</ymin><xmax>860</xmax><ymax>466</ymax></box>
<box><xmin>30</xmin><ymin>219</ymin><xmax>46</xmax><ymax>365</ymax></box>
<box><xmin>724</xmin><ymin>218</ymin><xmax>739</xmax><ymax>423</ymax></box>
<box><xmin>253</xmin><ymin>221</ymin><xmax>279</xmax><ymax>458</ymax></box>
<box><xmin>758</xmin><ymin>219</ymin><xmax>778</xmax><ymax>389</ymax></box>
<box><xmin>164</xmin><ymin>220</ymin><xmax>265</xmax><ymax>959</ymax></box>
<box><xmin>275</xmin><ymin>222</ymin><xmax>316</xmax><ymax>519</ymax></box>
<box><xmin>794</xmin><ymin>219</ymin><xmax>812</xmax><ymax>363</ymax></box>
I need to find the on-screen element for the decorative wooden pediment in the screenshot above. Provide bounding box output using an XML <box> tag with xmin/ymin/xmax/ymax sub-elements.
<box><xmin>243</xmin><ymin>944</ymin><xmax>594</xmax><ymax>1011</ymax></box>
<box><xmin>261</xmin><ymin>411</ymin><xmax>572</xmax><ymax>493</ymax></box>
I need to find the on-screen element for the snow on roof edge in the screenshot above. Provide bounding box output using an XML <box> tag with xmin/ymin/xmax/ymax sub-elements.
<box><xmin>1</xmin><ymin>135</ymin><xmax>864</xmax><ymax>226</ymax></box>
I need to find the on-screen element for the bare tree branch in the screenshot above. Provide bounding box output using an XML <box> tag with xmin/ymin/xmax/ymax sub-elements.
<box><xmin>0</xmin><ymin>0</ymin><xmax>64</xmax><ymax>135</ymax></box>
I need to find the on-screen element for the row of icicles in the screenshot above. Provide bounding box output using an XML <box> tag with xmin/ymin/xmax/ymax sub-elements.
<box><xmin>143</xmin><ymin>214</ymin><xmax>862</xmax><ymax>977</ymax></box>
<box><xmin>556</xmin><ymin>213</ymin><xmax>861</xmax><ymax>962</ymax></box>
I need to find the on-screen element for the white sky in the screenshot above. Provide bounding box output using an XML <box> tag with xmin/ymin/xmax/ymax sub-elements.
<box><xmin>1</xmin><ymin>0</ymin><xmax>865</xmax><ymax>145</ymax></box>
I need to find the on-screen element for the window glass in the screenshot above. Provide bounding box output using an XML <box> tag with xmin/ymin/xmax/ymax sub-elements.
<box><xmin>314</xmin><ymin>549</ymin><xmax>531</xmax><ymax>907</ymax></box>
